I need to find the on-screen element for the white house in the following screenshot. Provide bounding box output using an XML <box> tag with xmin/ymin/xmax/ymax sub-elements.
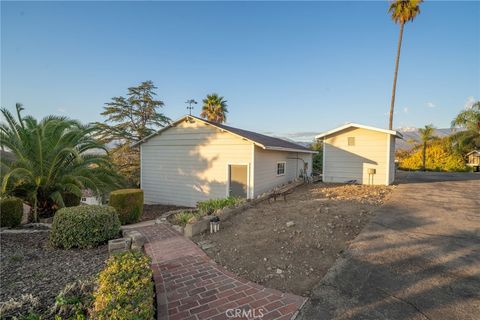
<box><xmin>134</xmin><ymin>115</ymin><xmax>316</xmax><ymax>207</ymax></box>
<box><xmin>80</xmin><ymin>189</ymin><xmax>102</xmax><ymax>205</ymax></box>
<box><xmin>316</xmin><ymin>123</ymin><xmax>403</xmax><ymax>186</ymax></box>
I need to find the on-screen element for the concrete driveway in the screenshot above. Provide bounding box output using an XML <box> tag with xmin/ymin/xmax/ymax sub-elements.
<box><xmin>298</xmin><ymin>171</ymin><xmax>480</xmax><ymax>320</ymax></box>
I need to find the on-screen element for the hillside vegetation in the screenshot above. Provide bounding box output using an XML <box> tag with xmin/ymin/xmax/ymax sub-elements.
<box><xmin>398</xmin><ymin>137</ymin><xmax>468</xmax><ymax>172</ymax></box>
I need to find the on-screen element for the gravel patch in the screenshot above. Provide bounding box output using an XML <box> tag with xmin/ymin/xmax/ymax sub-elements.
<box><xmin>0</xmin><ymin>232</ymin><xmax>108</xmax><ymax>317</ymax></box>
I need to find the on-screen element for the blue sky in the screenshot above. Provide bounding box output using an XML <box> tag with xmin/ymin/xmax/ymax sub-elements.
<box><xmin>1</xmin><ymin>1</ymin><xmax>479</xmax><ymax>141</ymax></box>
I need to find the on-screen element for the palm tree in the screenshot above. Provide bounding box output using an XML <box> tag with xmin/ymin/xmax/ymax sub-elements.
<box><xmin>200</xmin><ymin>93</ymin><xmax>228</xmax><ymax>123</ymax></box>
<box><xmin>388</xmin><ymin>0</ymin><xmax>423</xmax><ymax>130</ymax></box>
<box><xmin>0</xmin><ymin>105</ymin><xmax>123</xmax><ymax>221</ymax></box>
<box><xmin>451</xmin><ymin>101</ymin><xmax>480</xmax><ymax>154</ymax></box>
<box><xmin>418</xmin><ymin>124</ymin><xmax>436</xmax><ymax>171</ymax></box>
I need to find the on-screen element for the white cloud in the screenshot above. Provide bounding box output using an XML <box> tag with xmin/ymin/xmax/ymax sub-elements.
<box><xmin>426</xmin><ymin>102</ymin><xmax>436</xmax><ymax>108</ymax></box>
<box><xmin>464</xmin><ymin>96</ymin><xmax>476</xmax><ymax>109</ymax></box>
<box><xmin>57</xmin><ymin>108</ymin><xmax>67</xmax><ymax>114</ymax></box>
<box><xmin>403</xmin><ymin>107</ymin><xmax>409</xmax><ymax>113</ymax></box>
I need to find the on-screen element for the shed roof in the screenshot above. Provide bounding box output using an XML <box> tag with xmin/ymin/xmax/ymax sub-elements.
<box><xmin>134</xmin><ymin>115</ymin><xmax>316</xmax><ymax>154</ymax></box>
<box><xmin>315</xmin><ymin>123</ymin><xmax>403</xmax><ymax>139</ymax></box>
<box><xmin>466</xmin><ymin>150</ymin><xmax>480</xmax><ymax>156</ymax></box>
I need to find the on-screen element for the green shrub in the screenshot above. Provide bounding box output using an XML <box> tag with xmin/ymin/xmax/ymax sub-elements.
<box><xmin>17</xmin><ymin>313</ymin><xmax>42</xmax><ymax>320</ymax></box>
<box><xmin>109</xmin><ymin>189</ymin><xmax>144</xmax><ymax>225</ymax></box>
<box><xmin>197</xmin><ymin>197</ymin><xmax>244</xmax><ymax>215</ymax></box>
<box><xmin>91</xmin><ymin>251</ymin><xmax>154</xmax><ymax>320</ymax></box>
<box><xmin>50</xmin><ymin>205</ymin><xmax>120</xmax><ymax>249</ymax></box>
<box><xmin>50</xmin><ymin>278</ymin><xmax>95</xmax><ymax>320</ymax></box>
<box><xmin>172</xmin><ymin>211</ymin><xmax>197</xmax><ymax>226</ymax></box>
<box><xmin>62</xmin><ymin>193</ymin><xmax>81</xmax><ymax>207</ymax></box>
<box><xmin>0</xmin><ymin>197</ymin><xmax>23</xmax><ymax>228</ymax></box>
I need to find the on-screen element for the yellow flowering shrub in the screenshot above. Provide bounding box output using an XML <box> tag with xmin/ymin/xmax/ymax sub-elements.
<box><xmin>91</xmin><ymin>251</ymin><xmax>154</xmax><ymax>320</ymax></box>
<box><xmin>399</xmin><ymin>139</ymin><xmax>468</xmax><ymax>172</ymax></box>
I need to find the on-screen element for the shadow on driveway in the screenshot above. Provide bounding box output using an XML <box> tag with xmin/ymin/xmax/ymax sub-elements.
<box><xmin>298</xmin><ymin>172</ymin><xmax>480</xmax><ymax>320</ymax></box>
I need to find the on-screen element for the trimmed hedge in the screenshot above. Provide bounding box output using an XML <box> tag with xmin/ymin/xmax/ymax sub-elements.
<box><xmin>0</xmin><ymin>197</ymin><xmax>23</xmax><ymax>228</ymax></box>
<box><xmin>109</xmin><ymin>189</ymin><xmax>144</xmax><ymax>225</ymax></box>
<box><xmin>50</xmin><ymin>205</ymin><xmax>120</xmax><ymax>249</ymax></box>
<box><xmin>92</xmin><ymin>251</ymin><xmax>154</xmax><ymax>320</ymax></box>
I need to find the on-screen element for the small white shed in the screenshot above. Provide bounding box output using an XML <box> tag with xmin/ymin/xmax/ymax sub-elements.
<box><xmin>135</xmin><ymin>115</ymin><xmax>316</xmax><ymax>207</ymax></box>
<box><xmin>316</xmin><ymin>123</ymin><xmax>402</xmax><ymax>185</ymax></box>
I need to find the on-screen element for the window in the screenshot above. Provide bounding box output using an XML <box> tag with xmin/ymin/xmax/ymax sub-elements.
<box><xmin>277</xmin><ymin>162</ymin><xmax>286</xmax><ymax>176</ymax></box>
<box><xmin>348</xmin><ymin>137</ymin><xmax>355</xmax><ymax>146</ymax></box>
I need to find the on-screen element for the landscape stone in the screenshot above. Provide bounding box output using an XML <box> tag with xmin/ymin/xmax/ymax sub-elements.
<box><xmin>184</xmin><ymin>218</ymin><xmax>209</xmax><ymax>237</ymax></box>
<box><xmin>108</xmin><ymin>238</ymin><xmax>131</xmax><ymax>255</ymax></box>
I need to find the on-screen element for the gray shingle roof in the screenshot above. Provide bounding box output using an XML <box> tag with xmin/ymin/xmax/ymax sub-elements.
<box><xmin>190</xmin><ymin>116</ymin><xmax>314</xmax><ymax>153</ymax></box>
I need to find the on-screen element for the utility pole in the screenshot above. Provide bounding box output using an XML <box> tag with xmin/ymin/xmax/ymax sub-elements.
<box><xmin>185</xmin><ymin>99</ymin><xmax>197</xmax><ymax>115</ymax></box>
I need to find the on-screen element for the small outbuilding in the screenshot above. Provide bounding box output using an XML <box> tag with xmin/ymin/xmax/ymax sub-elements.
<box><xmin>316</xmin><ymin>123</ymin><xmax>403</xmax><ymax>185</ymax></box>
<box><xmin>466</xmin><ymin>150</ymin><xmax>480</xmax><ymax>171</ymax></box>
<box><xmin>135</xmin><ymin>115</ymin><xmax>315</xmax><ymax>207</ymax></box>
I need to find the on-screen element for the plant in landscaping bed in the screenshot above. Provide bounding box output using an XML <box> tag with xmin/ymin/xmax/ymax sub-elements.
<box><xmin>197</xmin><ymin>197</ymin><xmax>244</xmax><ymax>215</ymax></box>
<box><xmin>50</xmin><ymin>278</ymin><xmax>95</xmax><ymax>320</ymax></box>
<box><xmin>0</xmin><ymin>294</ymin><xmax>40</xmax><ymax>319</ymax></box>
<box><xmin>172</xmin><ymin>211</ymin><xmax>197</xmax><ymax>226</ymax></box>
<box><xmin>91</xmin><ymin>251</ymin><xmax>154</xmax><ymax>320</ymax></box>
<box><xmin>0</xmin><ymin>196</ymin><xmax>23</xmax><ymax>227</ymax></box>
<box><xmin>109</xmin><ymin>189</ymin><xmax>144</xmax><ymax>225</ymax></box>
<box><xmin>50</xmin><ymin>205</ymin><xmax>120</xmax><ymax>249</ymax></box>
<box><xmin>0</xmin><ymin>105</ymin><xmax>124</xmax><ymax>222</ymax></box>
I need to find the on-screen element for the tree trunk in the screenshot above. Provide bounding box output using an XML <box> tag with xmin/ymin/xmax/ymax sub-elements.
<box><xmin>389</xmin><ymin>22</ymin><xmax>405</xmax><ymax>130</ymax></box>
<box><xmin>422</xmin><ymin>142</ymin><xmax>427</xmax><ymax>171</ymax></box>
<box><xmin>33</xmin><ymin>195</ymin><xmax>38</xmax><ymax>223</ymax></box>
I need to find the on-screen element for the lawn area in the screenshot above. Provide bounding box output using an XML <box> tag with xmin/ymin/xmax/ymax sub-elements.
<box><xmin>193</xmin><ymin>182</ymin><xmax>394</xmax><ymax>296</ymax></box>
<box><xmin>0</xmin><ymin>232</ymin><xmax>108</xmax><ymax>316</ymax></box>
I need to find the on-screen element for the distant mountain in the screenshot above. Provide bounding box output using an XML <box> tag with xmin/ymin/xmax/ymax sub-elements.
<box><xmin>396</xmin><ymin>127</ymin><xmax>458</xmax><ymax>150</ymax></box>
<box><xmin>274</xmin><ymin>136</ymin><xmax>312</xmax><ymax>148</ymax></box>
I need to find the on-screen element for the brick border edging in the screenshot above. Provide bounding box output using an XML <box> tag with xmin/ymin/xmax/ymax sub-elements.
<box><xmin>151</xmin><ymin>263</ymin><xmax>169</xmax><ymax>320</ymax></box>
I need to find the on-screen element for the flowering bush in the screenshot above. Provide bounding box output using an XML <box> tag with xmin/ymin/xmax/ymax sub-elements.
<box><xmin>91</xmin><ymin>251</ymin><xmax>154</xmax><ymax>320</ymax></box>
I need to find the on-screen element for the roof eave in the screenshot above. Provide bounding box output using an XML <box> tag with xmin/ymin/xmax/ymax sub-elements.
<box><xmin>315</xmin><ymin>123</ymin><xmax>403</xmax><ymax>140</ymax></box>
<box><xmin>196</xmin><ymin>117</ymin><xmax>266</xmax><ymax>149</ymax></box>
<box><xmin>264</xmin><ymin>146</ymin><xmax>318</xmax><ymax>154</ymax></box>
<box><xmin>131</xmin><ymin>116</ymin><xmax>190</xmax><ymax>147</ymax></box>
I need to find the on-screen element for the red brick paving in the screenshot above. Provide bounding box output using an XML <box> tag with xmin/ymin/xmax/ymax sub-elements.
<box><xmin>135</xmin><ymin>223</ymin><xmax>307</xmax><ymax>320</ymax></box>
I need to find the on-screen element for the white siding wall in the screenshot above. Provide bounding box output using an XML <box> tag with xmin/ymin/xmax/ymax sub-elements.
<box><xmin>141</xmin><ymin>119</ymin><xmax>252</xmax><ymax>207</ymax></box>
<box><xmin>323</xmin><ymin>128</ymin><xmax>391</xmax><ymax>185</ymax></box>
<box><xmin>253</xmin><ymin>147</ymin><xmax>313</xmax><ymax>197</ymax></box>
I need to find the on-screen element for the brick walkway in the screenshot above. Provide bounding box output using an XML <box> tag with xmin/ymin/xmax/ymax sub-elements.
<box><xmin>135</xmin><ymin>223</ymin><xmax>307</xmax><ymax>320</ymax></box>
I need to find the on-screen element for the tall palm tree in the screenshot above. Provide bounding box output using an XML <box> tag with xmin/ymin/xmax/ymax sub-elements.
<box><xmin>200</xmin><ymin>93</ymin><xmax>228</xmax><ymax>123</ymax></box>
<box><xmin>418</xmin><ymin>124</ymin><xmax>436</xmax><ymax>171</ymax></box>
<box><xmin>451</xmin><ymin>101</ymin><xmax>480</xmax><ymax>154</ymax></box>
<box><xmin>0</xmin><ymin>105</ymin><xmax>123</xmax><ymax>221</ymax></box>
<box><xmin>388</xmin><ymin>0</ymin><xmax>423</xmax><ymax>130</ymax></box>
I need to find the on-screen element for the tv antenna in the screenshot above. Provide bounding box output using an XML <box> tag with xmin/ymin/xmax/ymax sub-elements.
<box><xmin>185</xmin><ymin>99</ymin><xmax>197</xmax><ymax>115</ymax></box>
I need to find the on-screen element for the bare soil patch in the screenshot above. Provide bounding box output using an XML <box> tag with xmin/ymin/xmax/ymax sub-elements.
<box><xmin>193</xmin><ymin>183</ymin><xmax>394</xmax><ymax>296</ymax></box>
<box><xmin>0</xmin><ymin>232</ymin><xmax>108</xmax><ymax>316</ymax></box>
<box><xmin>141</xmin><ymin>204</ymin><xmax>190</xmax><ymax>222</ymax></box>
